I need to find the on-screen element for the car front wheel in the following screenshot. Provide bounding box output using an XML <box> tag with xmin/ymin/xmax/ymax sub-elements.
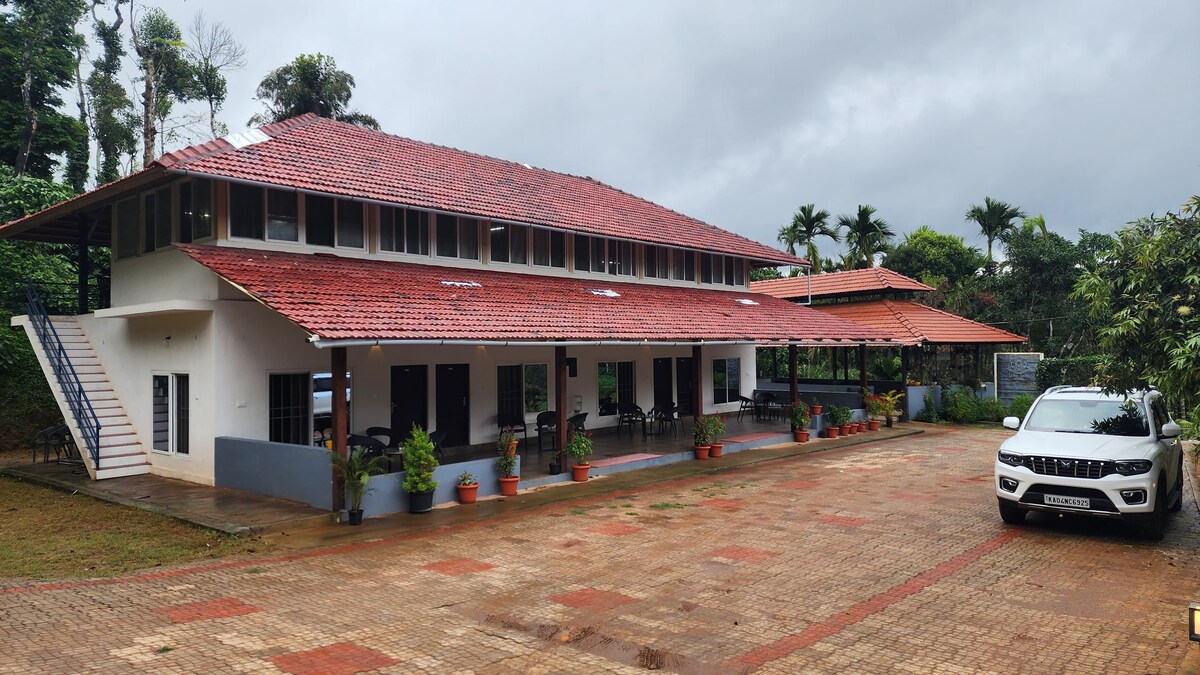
<box><xmin>998</xmin><ymin>498</ymin><xmax>1026</xmax><ymax>525</ymax></box>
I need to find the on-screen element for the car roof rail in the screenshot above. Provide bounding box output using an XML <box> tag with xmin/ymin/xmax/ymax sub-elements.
<box><xmin>1043</xmin><ymin>384</ymin><xmax>1076</xmax><ymax>394</ymax></box>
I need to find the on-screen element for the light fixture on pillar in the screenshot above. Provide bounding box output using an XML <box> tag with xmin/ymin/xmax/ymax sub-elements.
<box><xmin>573</xmin><ymin>395</ymin><xmax>583</xmax><ymax>413</ymax></box>
<box><xmin>1189</xmin><ymin>603</ymin><xmax>1200</xmax><ymax>642</ymax></box>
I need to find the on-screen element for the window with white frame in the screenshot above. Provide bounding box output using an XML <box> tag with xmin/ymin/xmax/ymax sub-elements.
<box><xmin>269</xmin><ymin>372</ymin><xmax>311</xmax><ymax>445</ymax></box>
<box><xmin>115</xmin><ymin>197</ymin><xmax>140</xmax><ymax>260</ymax></box>
<box><xmin>701</xmin><ymin>253</ymin><xmax>725</xmax><ymax>284</ymax></box>
<box><xmin>489</xmin><ymin>222</ymin><xmax>528</xmax><ymax>264</ymax></box>
<box><xmin>306</xmin><ymin>195</ymin><xmax>364</xmax><ymax>249</ymax></box>
<box><xmin>597</xmin><ymin>361</ymin><xmax>635</xmax><ymax>416</ymax></box>
<box><xmin>724</xmin><ymin>256</ymin><xmax>744</xmax><ymax>286</ymax></box>
<box><xmin>435</xmin><ymin>213</ymin><xmax>480</xmax><ymax>260</ymax></box>
<box><xmin>266</xmin><ymin>189</ymin><xmax>299</xmax><ymax>241</ymax></box>
<box><xmin>380</xmin><ymin>205</ymin><xmax>430</xmax><ymax>254</ymax></box>
<box><xmin>178</xmin><ymin>178</ymin><xmax>214</xmax><ymax>243</ymax></box>
<box><xmin>712</xmin><ymin>358</ymin><xmax>740</xmax><ymax>405</ymax></box>
<box><xmin>644</xmin><ymin>244</ymin><xmax>670</xmax><ymax>279</ymax></box>
<box><xmin>531</xmin><ymin>228</ymin><xmax>566</xmax><ymax>268</ymax></box>
<box><xmin>229</xmin><ymin>183</ymin><xmax>264</xmax><ymax>239</ymax></box>
<box><xmin>575</xmin><ymin>235</ymin><xmax>636</xmax><ymax>276</ymax></box>
<box><xmin>496</xmin><ymin>363</ymin><xmax>549</xmax><ymax>422</ymax></box>
<box><xmin>671</xmin><ymin>248</ymin><xmax>695</xmax><ymax>281</ymax></box>
<box><xmin>151</xmin><ymin>373</ymin><xmax>189</xmax><ymax>454</ymax></box>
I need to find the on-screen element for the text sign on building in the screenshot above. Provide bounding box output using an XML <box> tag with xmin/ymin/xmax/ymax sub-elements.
<box><xmin>994</xmin><ymin>352</ymin><xmax>1043</xmax><ymax>402</ymax></box>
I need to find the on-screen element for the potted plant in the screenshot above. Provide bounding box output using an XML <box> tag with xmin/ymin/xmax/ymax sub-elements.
<box><xmin>498</xmin><ymin>426</ymin><xmax>519</xmax><ymax>456</ymax></box>
<box><xmin>809</xmin><ymin>396</ymin><xmax>823</xmax><ymax>417</ymax></box>
<box><xmin>402</xmin><ymin>426</ymin><xmax>439</xmax><ymax>514</ymax></box>
<box><xmin>823</xmin><ymin>409</ymin><xmax>840</xmax><ymax>438</ymax></box>
<box><xmin>328</xmin><ymin>445</ymin><xmax>388</xmax><ymax>525</ymax></box>
<box><xmin>456</xmin><ymin>471</ymin><xmax>479</xmax><ymax>504</ymax></box>
<box><xmin>879</xmin><ymin>389</ymin><xmax>905</xmax><ymax>427</ymax></box>
<box><xmin>708</xmin><ymin>416</ymin><xmax>727</xmax><ymax>457</ymax></box>
<box><xmin>693</xmin><ymin>415</ymin><xmax>714</xmax><ymax>459</ymax></box>
<box><xmin>566</xmin><ymin>429</ymin><xmax>593</xmax><ymax>481</ymax></box>
<box><xmin>863</xmin><ymin>394</ymin><xmax>886</xmax><ymax>431</ymax></box>
<box><xmin>826</xmin><ymin>405</ymin><xmax>852</xmax><ymax>437</ymax></box>
<box><xmin>496</xmin><ymin>449</ymin><xmax>519</xmax><ymax>496</ymax></box>
<box><xmin>787</xmin><ymin>401</ymin><xmax>811</xmax><ymax>442</ymax></box>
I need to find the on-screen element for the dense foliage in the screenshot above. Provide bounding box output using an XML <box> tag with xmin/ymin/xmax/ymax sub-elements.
<box><xmin>1035</xmin><ymin>356</ymin><xmax>1103</xmax><ymax>392</ymax></box>
<box><xmin>249</xmin><ymin>53</ymin><xmax>379</xmax><ymax>129</ymax></box>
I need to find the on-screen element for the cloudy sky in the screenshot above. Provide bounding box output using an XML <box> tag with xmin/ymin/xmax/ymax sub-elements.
<box><xmin>128</xmin><ymin>0</ymin><xmax>1199</xmax><ymax>257</ymax></box>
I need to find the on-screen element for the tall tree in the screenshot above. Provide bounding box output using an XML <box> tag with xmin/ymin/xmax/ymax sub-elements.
<box><xmin>85</xmin><ymin>1</ymin><xmax>138</xmax><ymax>183</ymax></box>
<box><xmin>129</xmin><ymin>3</ymin><xmax>193</xmax><ymax>166</ymax></box>
<box><xmin>965</xmin><ymin>196</ymin><xmax>1026</xmax><ymax>264</ymax></box>
<box><xmin>882</xmin><ymin>225</ymin><xmax>984</xmax><ymax>287</ymax></box>
<box><xmin>185</xmin><ymin>12</ymin><xmax>244</xmax><ymax>139</ymax></box>
<box><xmin>0</xmin><ymin>0</ymin><xmax>88</xmax><ymax>178</ymax></box>
<box><xmin>249</xmin><ymin>53</ymin><xmax>380</xmax><ymax>129</ymax></box>
<box><xmin>837</xmin><ymin>204</ymin><xmax>894</xmax><ymax>269</ymax></box>
<box><xmin>777</xmin><ymin>203</ymin><xmax>837</xmax><ymax>272</ymax></box>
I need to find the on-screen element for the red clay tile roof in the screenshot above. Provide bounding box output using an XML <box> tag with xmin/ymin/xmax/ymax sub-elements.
<box><xmin>151</xmin><ymin>114</ymin><xmax>800</xmax><ymax>265</ymax></box>
<box><xmin>812</xmin><ymin>299</ymin><xmax>1026</xmax><ymax>345</ymax></box>
<box><xmin>750</xmin><ymin>267</ymin><xmax>933</xmax><ymax>300</ymax></box>
<box><xmin>175</xmin><ymin>244</ymin><xmax>886</xmax><ymax>343</ymax></box>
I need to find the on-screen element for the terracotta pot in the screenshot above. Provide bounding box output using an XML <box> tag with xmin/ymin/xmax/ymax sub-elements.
<box><xmin>793</xmin><ymin>430</ymin><xmax>809</xmax><ymax>443</ymax></box>
<box><xmin>709</xmin><ymin>442</ymin><xmax>724</xmax><ymax>458</ymax></box>
<box><xmin>810</xmin><ymin>405</ymin><xmax>824</xmax><ymax>416</ymax></box>
<box><xmin>868</xmin><ymin>420</ymin><xmax>881</xmax><ymax>431</ymax></box>
<box><xmin>694</xmin><ymin>445</ymin><xmax>711</xmax><ymax>460</ymax></box>
<box><xmin>456</xmin><ymin>483</ymin><xmax>479</xmax><ymax>504</ymax></box>
<box><xmin>856</xmin><ymin>422</ymin><xmax>866</xmax><ymax>433</ymax></box>
<box><xmin>826</xmin><ymin>427</ymin><xmax>839</xmax><ymax>439</ymax></box>
<box><xmin>498</xmin><ymin>476</ymin><xmax>519</xmax><ymax>496</ymax></box>
<box><xmin>841</xmin><ymin>424</ymin><xmax>853</xmax><ymax>435</ymax></box>
<box><xmin>571</xmin><ymin>463</ymin><xmax>590</xmax><ymax>482</ymax></box>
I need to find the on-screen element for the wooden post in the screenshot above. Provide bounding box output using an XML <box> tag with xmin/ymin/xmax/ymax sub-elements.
<box><xmin>858</xmin><ymin>343</ymin><xmax>868</xmax><ymax>391</ymax></box>
<box><xmin>828</xmin><ymin>347</ymin><xmax>837</xmax><ymax>382</ymax></box>
<box><xmin>788</xmin><ymin>344</ymin><xmax>798</xmax><ymax>404</ymax></box>
<box><xmin>555</xmin><ymin>345</ymin><xmax>568</xmax><ymax>456</ymax></box>
<box><xmin>331</xmin><ymin>347</ymin><xmax>348</xmax><ymax>512</ymax></box>
<box><xmin>692</xmin><ymin>345</ymin><xmax>703</xmax><ymax>419</ymax></box>
<box><xmin>77</xmin><ymin>212</ymin><xmax>90</xmax><ymax>314</ymax></box>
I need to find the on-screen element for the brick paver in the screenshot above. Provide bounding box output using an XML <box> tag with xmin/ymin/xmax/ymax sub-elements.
<box><xmin>3</xmin><ymin>427</ymin><xmax>1199</xmax><ymax>673</ymax></box>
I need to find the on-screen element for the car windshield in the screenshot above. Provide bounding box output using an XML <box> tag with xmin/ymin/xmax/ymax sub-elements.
<box><xmin>1024</xmin><ymin>399</ymin><xmax>1149</xmax><ymax>436</ymax></box>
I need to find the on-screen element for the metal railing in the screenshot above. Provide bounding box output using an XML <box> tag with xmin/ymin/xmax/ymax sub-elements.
<box><xmin>24</xmin><ymin>282</ymin><xmax>101</xmax><ymax>469</ymax></box>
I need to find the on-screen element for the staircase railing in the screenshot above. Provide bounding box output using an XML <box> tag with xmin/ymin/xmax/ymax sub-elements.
<box><xmin>24</xmin><ymin>282</ymin><xmax>101</xmax><ymax>468</ymax></box>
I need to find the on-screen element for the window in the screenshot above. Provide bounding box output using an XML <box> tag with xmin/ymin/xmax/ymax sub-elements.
<box><xmin>671</xmin><ymin>249</ymin><xmax>695</xmax><ymax>281</ymax></box>
<box><xmin>266</xmin><ymin>189</ymin><xmax>298</xmax><ymax>241</ymax></box>
<box><xmin>574</xmin><ymin>235</ymin><xmax>635</xmax><ymax>276</ymax></box>
<box><xmin>612</xmin><ymin>240</ymin><xmax>635</xmax><ymax>276</ymax></box>
<box><xmin>380</xmin><ymin>205</ymin><xmax>430</xmax><ymax>255</ymax></box>
<box><xmin>644</xmin><ymin>245</ymin><xmax>669</xmax><ymax>279</ymax></box>
<box><xmin>701</xmin><ymin>253</ymin><xmax>724</xmax><ymax>284</ymax></box>
<box><xmin>151</xmin><ymin>373</ymin><xmax>189</xmax><ymax>454</ymax></box>
<box><xmin>269</xmin><ymin>373</ymin><xmax>311</xmax><ymax>445</ymax></box>
<box><xmin>115</xmin><ymin>197</ymin><xmax>139</xmax><ymax>260</ymax></box>
<box><xmin>189</xmin><ymin>178</ymin><xmax>213</xmax><ymax>240</ymax></box>
<box><xmin>142</xmin><ymin>192</ymin><xmax>156</xmax><ymax>253</ymax></box>
<box><xmin>154</xmin><ymin>187</ymin><xmax>171</xmax><ymax>250</ymax></box>
<box><xmin>311</xmin><ymin>371</ymin><xmax>352</xmax><ymax>435</ymax></box>
<box><xmin>436</xmin><ymin>214</ymin><xmax>479</xmax><ymax>259</ymax></box>
<box><xmin>229</xmin><ymin>183</ymin><xmax>263</xmax><ymax>239</ymax></box>
<box><xmin>489</xmin><ymin>222</ymin><xmax>528</xmax><ymax>264</ymax></box>
<box><xmin>597</xmin><ymin>361</ymin><xmax>635</xmax><ymax>416</ymax></box>
<box><xmin>497</xmin><ymin>364</ymin><xmax>549</xmax><ymax>420</ymax></box>
<box><xmin>306</xmin><ymin>196</ymin><xmax>364</xmax><ymax>248</ymax></box>
<box><xmin>178</xmin><ymin>182</ymin><xmax>192</xmax><ymax>243</ymax></box>
<box><xmin>712</xmin><ymin>358</ymin><xmax>740</xmax><ymax>405</ymax></box>
<box><xmin>532</xmin><ymin>228</ymin><xmax>566</xmax><ymax>267</ymax></box>
<box><xmin>725</xmin><ymin>257</ymin><xmax>744</xmax><ymax>286</ymax></box>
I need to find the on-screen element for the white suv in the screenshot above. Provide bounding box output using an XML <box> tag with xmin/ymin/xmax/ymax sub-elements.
<box><xmin>995</xmin><ymin>386</ymin><xmax>1183</xmax><ymax>539</ymax></box>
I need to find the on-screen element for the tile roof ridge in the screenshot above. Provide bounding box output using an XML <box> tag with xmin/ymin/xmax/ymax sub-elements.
<box><xmin>896</xmin><ymin>299</ymin><xmax>1026</xmax><ymax>340</ymax></box>
<box><xmin>156</xmin><ymin>114</ymin><xmax>322</xmax><ymax>169</ymax></box>
<box><xmin>882</xmin><ymin>299</ymin><xmax>928</xmax><ymax>343</ymax></box>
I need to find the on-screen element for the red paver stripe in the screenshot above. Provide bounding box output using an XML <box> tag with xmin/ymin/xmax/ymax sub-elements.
<box><xmin>901</xmin><ymin>455</ymin><xmax>929</xmax><ymax>462</ymax></box>
<box><xmin>420</xmin><ymin>557</ymin><xmax>496</xmax><ymax>576</ymax></box>
<box><xmin>586</xmin><ymin>522</ymin><xmax>645</xmax><ymax>536</ymax></box>
<box><xmin>549</xmin><ymin>588</ymin><xmax>638</xmax><ymax>612</ymax></box>
<box><xmin>778</xmin><ymin>480</ymin><xmax>820</xmax><ymax>489</ymax></box>
<box><xmin>157</xmin><ymin>597</ymin><xmax>260</xmax><ymax>624</ymax></box>
<box><xmin>268</xmin><ymin>642</ymin><xmax>398</xmax><ymax>675</ymax></box>
<box><xmin>815</xmin><ymin>515</ymin><xmax>870</xmax><ymax>528</ymax></box>
<box><xmin>699</xmin><ymin>498</ymin><xmax>744</xmax><ymax>511</ymax></box>
<box><xmin>709</xmin><ymin>546</ymin><xmax>779</xmax><ymax>563</ymax></box>
<box><xmin>888</xmin><ymin>492</ymin><xmax>935</xmax><ymax>503</ymax></box>
<box><xmin>734</xmin><ymin>529</ymin><xmax>1023</xmax><ymax>668</ymax></box>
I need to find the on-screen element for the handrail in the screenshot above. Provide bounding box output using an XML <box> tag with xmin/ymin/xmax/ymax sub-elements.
<box><xmin>24</xmin><ymin>282</ymin><xmax>101</xmax><ymax>468</ymax></box>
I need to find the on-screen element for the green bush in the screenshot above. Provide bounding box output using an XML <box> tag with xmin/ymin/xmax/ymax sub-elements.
<box><xmin>1008</xmin><ymin>394</ymin><xmax>1035</xmax><ymax>421</ymax></box>
<box><xmin>914</xmin><ymin>391</ymin><xmax>939</xmax><ymax>422</ymax></box>
<box><xmin>941</xmin><ymin>386</ymin><xmax>980</xmax><ymax>423</ymax></box>
<box><xmin>977</xmin><ymin>396</ymin><xmax>1008</xmax><ymax>422</ymax></box>
<box><xmin>1035</xmin><ymin>356</ymin><xmax>1102</xmax><ymax>392</ymax></box>
<box><xmin>401</xmin><ymin>426</ymin><xmax>439</xmax><ymax>493</ymax></box>
<box><xmin>0</xmin><ymin>347</ymin><xmax>61</xmax><ymax>451</ymax></box>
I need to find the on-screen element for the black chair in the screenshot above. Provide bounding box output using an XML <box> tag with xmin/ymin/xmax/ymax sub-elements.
<box><xmin>536</xmin><ymin>410</ymin><xmax>559</xmax><ymax>456</ymax></box>
<box><xmin>673</xmin><ymin>404</ymin><xmax>691</xmax><ymax>433</ymax></box>
<box><xmin>497</xmin><ymin>412</ymin><xmax>528</xmax><ymax>452</ymax></box>
<box><xmin>33</xmin><ymin>425</ymin><xmax>63</xmax><ymax>463</ymax></box>
<box><xmin>54</xmin><ymin>427</ymin><xmax>82</xmax><ymax>465</ymax></box>
<box><xmin>617</xmin><ymin>403</ymin><xmax>646</xmax><ymax>438</ymax></box>
<box><xmin>755</xmin><ymin>392</ymin><xmax>780</xmax><ymax>421</ymax></box>
<box><xmin>651</xmin><ymin>403</ymin><xmax>681</xmax><ymax>436</ymax></box>
<box><xmin>429</xmin><ymin>430</ymin><xmax>446</xmax><ymax>463</ymax></box>
<box><xmin>365</xmin><ymin>426</ymin><xmax>395</xmax><ymax>449</ymax></box>
<box><xmin>346</xmin><ymin>434</ymin><xmax>387</xmax><ymax>463</ymax></box>
<box><xmin>566</xmin><ymin>412</ymin><xmax>588</xmax><ymax>436</ymax></box>
<box><xmin>737</xmin><ymin>395</ymin><xmax>756</xmax><ymax>422</ymax></box>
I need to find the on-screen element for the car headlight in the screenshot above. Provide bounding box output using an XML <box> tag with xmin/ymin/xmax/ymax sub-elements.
<box><xmin>1113</xmin><ymin>459</ymin><xmax>1153</xmax><ymax>476</ymax></box>
<box><xmin>997</xmin><ymin>451</ymin><xmax>1024</xmax><ymax>467</ymax></box>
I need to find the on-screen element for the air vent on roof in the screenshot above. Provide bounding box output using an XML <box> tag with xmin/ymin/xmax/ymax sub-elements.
<box><xmin>441</xmin><ymin>280</ymin><xmax>481</xmax><ymax>288</ymax></box>
<box><xmin>223</xmin><ymin>128</ymin><xmax>270</xmax><ymax>149</ymax></box>
<box><xmin>588</xmin><ymin>289</ymin><xmax>621</xmax><ymax>298</ymax></box>
<box><xmin>734</xmin><ymin>298</ymin><xmax>760</xmax><ymax>306</ymax></box>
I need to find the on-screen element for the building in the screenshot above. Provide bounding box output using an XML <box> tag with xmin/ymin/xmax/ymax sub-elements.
<box><xmin>3</xmin><ymin>114</ymin><xmax>886</xmax><ymax>513</ymax></box>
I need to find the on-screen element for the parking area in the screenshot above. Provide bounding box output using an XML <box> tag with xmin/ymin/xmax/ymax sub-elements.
<box><xmin>3</xmin><ymin>426</ymin><xmax>1199</xmax><ymax>673</ymax></box>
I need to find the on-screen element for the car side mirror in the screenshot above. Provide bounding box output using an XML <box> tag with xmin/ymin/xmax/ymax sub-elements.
<box><xmin>1002</xmin><ymin>416</ymin><xmax>1020</xmax><ymax>430</ymax></box>
<box><xmin>1161</xmin><ymin>422</ymin><xmax>1182</xmax><ymax>438</ymax></box>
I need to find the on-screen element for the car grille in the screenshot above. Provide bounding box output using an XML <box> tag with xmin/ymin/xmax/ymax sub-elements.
<box><xmin>1018</xmin><ymin>456</ymin><xmax>1116</xmax><ymax>479</ymax></box>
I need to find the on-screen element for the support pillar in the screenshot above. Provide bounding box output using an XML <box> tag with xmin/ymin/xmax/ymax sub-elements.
<box><xmin>555</xmin><ymin>345</ymin><xmax>568</xmax><ymax>456</ymax></box>
<box><xmin>77</xmin><ymin>212</ymin><xmax>91</xmax><ymax>314</ymax></box>
<box><xmin>788</xmin><ymin>344</ymin><xmax>798</xmax><ymax>404</ymax></box>
<box><xmin>828</xmin><ymin>347</ymin><xmax>837</xmax><ymax>382</ymax></box>
<box><xmin>858</xmin><ymin>343</ymin><xmax>868</xmax><ymax>391</ymax></box>
<box><xmin>692</xmin><ymin>345</ymin><xmax>703</xmax><ymax>419</ymax></box>
<box><xmin>331</xmin><ymin>347</ymin><xmax>348</xmax><ymax>512</ymax></box>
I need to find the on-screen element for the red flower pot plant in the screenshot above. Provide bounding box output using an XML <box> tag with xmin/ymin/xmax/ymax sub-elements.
<box><xmin>456</xmin><ymin>471</ymin><xmax>480</xmax><ymax>504</ymax></box>
<box><xmin>495</xmin><ymin>447</ymin><xmax>519</xmax><ymax>496</ymax></box>
<box><xmin>787</xmin><ymin>400</ymin><xmax>811</xmax><ymax>443</ymax></box>
<box><xmin>824</xmin><ymin>404</ymin><xmax>853</xmax><ymax>439</ymax></box>
<box><xmin>567</xmin><ymin>429</ymin><xmax>593</xmax><ymax>481</ymax></box>
<box><xmin>707</xmin><ymin>416</ymin><xmax>727</xmax><ymax>457</ymax></box>
<box><xmin>692</xmin><ymin>415</ymin><xmax>719</xmax><ymax>459</ymax></box>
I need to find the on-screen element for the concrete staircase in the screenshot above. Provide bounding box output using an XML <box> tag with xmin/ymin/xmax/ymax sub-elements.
<box><xmin>16</xmin><ymin>315</ymin><xmax>150</xmax><ymax>480</ymax></box>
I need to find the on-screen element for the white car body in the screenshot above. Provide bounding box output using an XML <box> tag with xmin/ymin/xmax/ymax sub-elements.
<box><xmin>994</xmin><ymin>387</ymin><xmax>1183</xmax><ymax>538</ymax></box>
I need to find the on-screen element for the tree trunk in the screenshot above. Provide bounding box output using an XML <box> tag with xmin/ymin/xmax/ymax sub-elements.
<box><xmin>141</xmin><ymin>59</ymin><xmax>156</xmax><ymax>167</ymax></box>
<box><xmin>15</xmin><ymin>39</ymin><xmax>37</xmax><ymax>175</ymax></box>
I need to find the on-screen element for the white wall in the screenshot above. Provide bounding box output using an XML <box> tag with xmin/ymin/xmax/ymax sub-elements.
<box><xmin>110</xmin><ymin>248</ymin><xmax>221</xmax><ymax>307</ymax></box>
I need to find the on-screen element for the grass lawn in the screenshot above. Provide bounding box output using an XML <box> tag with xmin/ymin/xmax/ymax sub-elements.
<box><xmin>0</xmin><ymin>475</ymin><xmax>270</xmax><ymax>581</ymax></box>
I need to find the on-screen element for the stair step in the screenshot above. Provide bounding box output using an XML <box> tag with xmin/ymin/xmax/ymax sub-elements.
<box><xmin>76</xmin><ymin>373</ymin><xmax>109</xmax><ymax>383</ymax></box>
<box><xmin>79</xmin><ymin>382</ymin><xmax>112</xmax><ymax>393</ymax></box>
<box><xmin>99</xmin><ymin>438</ymin><xmax>139</xmax><ymax>450</ymax></box>
<box><xmin>71</xmin><ymin>365</ymin><xmax>106</xmax><ymax>375</ymax></box>
<box><xmin>99</xmin><ymin>424</ymin><xmax>134</xmax><ymax>437</ymax></box>
<box><xmin>97</xmin><ymin>453</ymin><xmax>148</xmax><ymax>469</ymax></box>
<box><xmin>95</xmin><ymin>464</ymin><xmax>150</xmax><ymax>479</ymax></box>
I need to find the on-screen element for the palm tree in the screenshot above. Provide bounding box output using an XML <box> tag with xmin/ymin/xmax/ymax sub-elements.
<box><xmin>837</xmin><ymin>204</ymin><xmax>895</xmax><ymax>268</ymax></box>
<box><xmin>965</xmin><ymin>197</ymin><xmax>1026</xmax><ymax>263</ymax></box>
<box><xmin>777</xmin><ymin>204</ymin><xmax>838</xmax><ymax>272</ymax></box>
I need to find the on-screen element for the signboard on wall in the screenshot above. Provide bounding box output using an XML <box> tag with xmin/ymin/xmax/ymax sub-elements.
<box><xmin>994</xmin><ymin>352</ymin><xmax>1043</xmax><ymax>402</ymax></box>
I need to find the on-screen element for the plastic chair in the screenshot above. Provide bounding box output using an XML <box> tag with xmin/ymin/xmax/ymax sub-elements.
<box><xmin>497</xmin><ymin>412</ymin><xmax>528</xmax><ymax>452</ymax></box>
<box><xmin>617</xmin><ymin>404</ymin><xmax>646</xmax><ymax>438</ymax></box>
<box><xmin>536</xmin><ymin>411</ymin><xmax>559</xmax><ymax>456</ymax></box>
<box><xmin>365</xmin><ymin>426</ymin><xmax>395</xmax><ymax>449</ymax></box>
<box><xmin>737</xmin><ymin>396</ymin><xmax>756</xmax><ymax>422</ymax></box>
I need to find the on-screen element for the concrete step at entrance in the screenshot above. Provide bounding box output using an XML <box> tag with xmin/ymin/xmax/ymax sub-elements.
<box><xmin>95</xmin><ymin>463</ymin><xmax>150</xmax><ymax>480</ymax></box>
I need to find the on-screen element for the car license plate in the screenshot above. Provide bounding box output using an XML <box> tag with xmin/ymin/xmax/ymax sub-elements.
<box><xmin>1045</xmin><ymin>494</ymin><xmax>1089</xmax><ymax>509</ymax></box>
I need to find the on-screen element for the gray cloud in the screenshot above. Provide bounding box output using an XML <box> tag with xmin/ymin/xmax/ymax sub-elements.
<box><xmin>135</xmin><ymin>0</ymin><xmax>1199</xmax><ymax>256</ymax></box>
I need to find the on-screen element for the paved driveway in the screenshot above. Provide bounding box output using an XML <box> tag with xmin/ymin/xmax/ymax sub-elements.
<box><xmin>4</xmin><ymin>427</ymin><xmax>1199</xmax><ymax>674</ymax></box>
